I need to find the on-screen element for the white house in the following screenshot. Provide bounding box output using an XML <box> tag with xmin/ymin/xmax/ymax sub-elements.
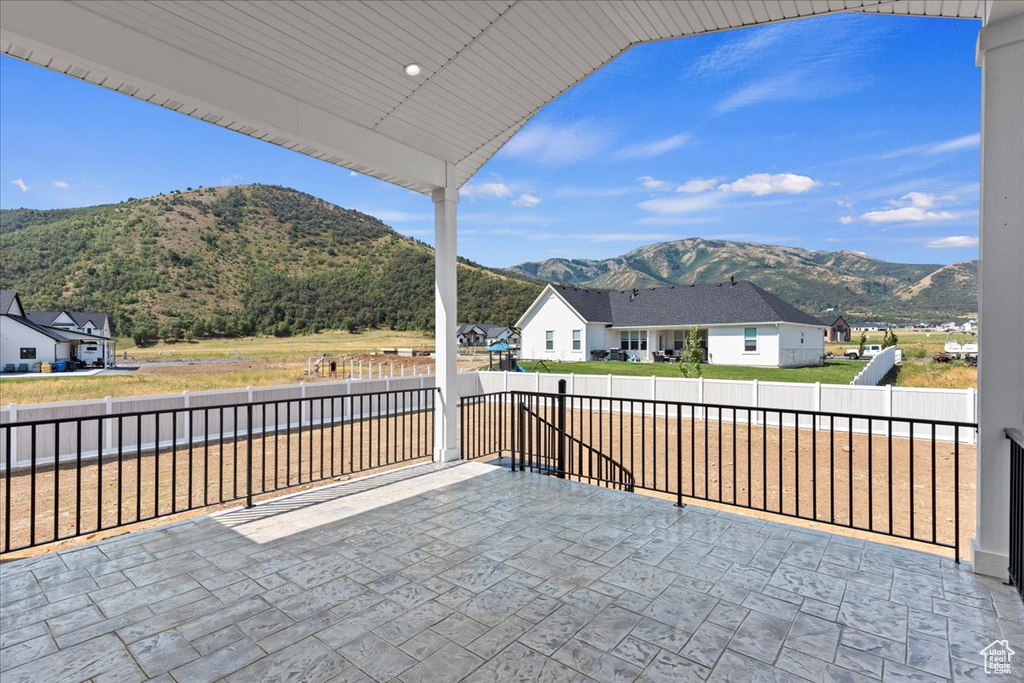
<box><xmin>0</xmin><ymin>290</ymin><xmax>114</xmax><ymax>371</ymax></box>
<box><xmin>517</xmin><ymin>281</ymin><xmax>826</xmax><ymax>368</ymax></box>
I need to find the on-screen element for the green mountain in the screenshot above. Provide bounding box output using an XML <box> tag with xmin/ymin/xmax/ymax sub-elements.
<box><xmin>508</xmin><ymin>238</ymin><xmax>977</xmax><ymax>323</ymax></box>
<box><xmin>0</xmin><ymin>185</ymin><xmax>541</xmax><ymax>340</ymax></box>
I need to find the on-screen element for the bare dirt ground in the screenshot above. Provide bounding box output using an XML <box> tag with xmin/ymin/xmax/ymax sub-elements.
<box><xmin>2</xmin><ymin>403</ymin><xmax>975</xmax><ymax>562</ymax></box>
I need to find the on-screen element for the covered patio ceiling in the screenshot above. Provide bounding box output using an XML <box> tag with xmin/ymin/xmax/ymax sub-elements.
<box><xmin>0</xmin><ymin>1</ymin><xmax>986</xmax><ymax>194</ymax></box>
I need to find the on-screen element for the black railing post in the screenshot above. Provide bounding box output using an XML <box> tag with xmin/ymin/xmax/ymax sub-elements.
<box><xmin>557</xmin><ymin>380</ymin><xmax>567</xmax><ymax>478</ymax></box>
<box><xmin>246</xmin><ymin>403</ymin><xmax>254</xmax><ymax>508</ymax></box>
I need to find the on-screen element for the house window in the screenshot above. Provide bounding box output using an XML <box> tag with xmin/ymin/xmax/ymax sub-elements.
<box><xmin>20</xmin><ymin>347</ymin><xmax>36</xmax><ymax>359</ymax></box>
<box><xmin>619</xmin><ymin>330</ymin><xmax>647</xmax><ymax>351</ymax></box>
<box><xmin>572</xmin><ymin>330</ymin><xmax>581</xmax><ymax>351</ymax></box>
<box><xmin>545</xmin><ymin>330</ymin><xmax>554</xmax><ymax>351</ymax></box>
<box><xmin>673</xmin><ymin>330</ymin><xmax>685</xmax><ymax>351</ymax></box>
<box><xmin>800</xmin><ymin>332</ymin><xmax>805</xmax><ymax>345</ymax></box>
<box><xmin>744</xmin><ymin>327</ymin><xmax>757</xmax><ymax>352</ymax></box>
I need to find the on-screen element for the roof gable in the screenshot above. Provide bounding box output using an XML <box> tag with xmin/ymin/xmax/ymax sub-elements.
<box><xmin>0</xmin><ymin>290</ymin><xmax>24</xmax><ymax>317</ymax></box>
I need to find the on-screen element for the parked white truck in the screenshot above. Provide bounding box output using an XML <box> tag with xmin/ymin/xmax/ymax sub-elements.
<box><xmin>845</xmin><ymin>344</ymin><xmax>882</xmax><ymax>360</ymax></box>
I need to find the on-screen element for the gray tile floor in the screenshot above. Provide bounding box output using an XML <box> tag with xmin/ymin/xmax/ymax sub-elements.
<box><xmin>1</xmin><ymin>460</ymin><xmax>1022</xmax><ymax>682</ymax></box>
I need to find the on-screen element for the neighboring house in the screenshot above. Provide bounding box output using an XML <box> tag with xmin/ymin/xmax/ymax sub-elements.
<box><xmin>457</xmin><ymin>323</ymin><xmax>519</xmax><ymax>348</ymax></box>
<box><xmin>0</xmin><ymin>290</ymin><xmax>114</xmax><ymax>371</ymax></box>
<box><xmin>827</xmin><ymin>316</ymin><xmax>852</xmax><ymax>343</ymax></box>
<box><xmin>517</xmin><ymin>281</ymin><xmax>826</xmax><ymax>368</ymax></box>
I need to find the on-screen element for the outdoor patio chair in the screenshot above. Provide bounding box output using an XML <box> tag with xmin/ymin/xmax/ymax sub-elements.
<box><xmin>3</xmin><ymin>364</ymin><xmax>14</xmax><ymax>373</ymax></box>
<box><xmin>17</xmin><ymin>364</ymin><xmax>29</xmax><ymax>373</ymax></box>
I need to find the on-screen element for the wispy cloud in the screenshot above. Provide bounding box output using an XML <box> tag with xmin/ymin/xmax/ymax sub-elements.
<box><xmin>501</xmin><ymin>121</ymin><xmax>609</xmax><ymax>166</ymax></box>
<box><xmin>927</xmin><ymin>235</ymin><xmax>978</xmax><ymax>248</ymax></box>
<box><xmin>614</xmin><ymin>134</ymin><xmax>689</xmax><ymax>159</ymax></box>
<box><xmin>221</xmin><ymin>174</ymin><xmax>244</xmax><ymax>184</ymax></box>
<box><xmin>718</xmin><ymin>173</ymin><xmax>820</xmax><ymax>196</ymax></box>
<box><xmin>12</xmin><ymin>179</ymin><xmax>29</xmax><ymax>193</ymax></box>
<box><xmin>676</xmin><ymin>178</ymin><xmax>720</xmax><ymax>194</ymax></box>
<box><xmin>700</xmin><ymin>16</ymin><xmax>882</xmax><ymax>114</ymax></box>
<box><xmin>512</xmin><ymin>193</ymin><xmax>541</xmax><ymax>208</ymax></box>
<box><xmin>839</xmin><ymin>216</ymin><xmax>854</xmax><ymax>225</ymax></box>
<box><xmin>461</xmin><ymin>182</ymin><xmax>512</xmax><ymax>199</ymax></box>
<box><xmin>638</xmin><ymin>175</ymin><xmax>673</xmax><ymax>192</ymax></box>
<box><xmin>52</xmin><ymin>180</ymin><xmax>69</xmax><ymax>189</ymax></box>
<box><xmin>877</xmin><ymin>133</ymin><xmax>980</xmax><ymax>160</ymax></box>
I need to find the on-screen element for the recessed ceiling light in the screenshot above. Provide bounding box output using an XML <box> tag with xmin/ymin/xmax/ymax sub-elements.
<box><xmin>404</xmin><ymin>64</ymin><xmax>421</xmax><ymax>77</ymax></box>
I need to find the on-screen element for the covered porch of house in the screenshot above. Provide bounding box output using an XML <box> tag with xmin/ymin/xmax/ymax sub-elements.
<box><xmin>3</xmin><ymin>459</ymin><xmax>1021</xmax><ymax>682</ymax></box>
<box><xmin>1</xmin><ymin>7</ymin><xmax>1021</xmax><ymax>683</ymax></box>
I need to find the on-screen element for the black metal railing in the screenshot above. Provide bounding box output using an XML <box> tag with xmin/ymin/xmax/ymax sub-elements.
<box><xmin>508</xmin><ymin>387</ymin><xmax>975</xmax><ymax>561</ymax></box>
<box><xmin>515</xmin><ymin>385</ymin><xmax>634</xmax><ymax>492</ymax></box>
<box><xmin>0</xmin><ymin>387</ymin><xmax>436</xmax><ymax>553</ymax></box>
<box><xmin>459</xmin><ymin>393</ymin><xmax>508</xmax><ymax>460</ymax></box>
<box><xmin>1008</xmin><ymin>428</ymin><xmax>1024</xmax><ymax>601</ymax></box>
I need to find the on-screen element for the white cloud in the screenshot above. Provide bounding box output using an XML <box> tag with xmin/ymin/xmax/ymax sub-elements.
<box><xmin>839</xmin><ymin>216</ymin><xmax>854</xmax><ymax>225</ymax></box>
<box><xmin>927</xmin><ymin>236</ymin><xmax>978</xmax><ymax>248</ymax></box>
<box><xmin>461</xmin><ymin>182</ymin><xmax>512</xmax><ymax>199</ymax></box>
<box><xmin>676</xmin><ymin>178</ymin><xmax>720</xmax><ymax>194</ymax></box>
<box><xmin>637</xmin><ymin>193</ymin><xmax>724</xmax><ymax>215</ymax></box>
<box><xmin>860</xmin><ymin>192</ymin><xmax>960</xmax><ymax>223</ymax></box>
<box><xmin>862</xmin><ymin>207</ymin><xmax>957</xmax><ymax>223</ymax></box>
<box><xmin>615</xmin><ymin>134</ymin><xmax>689</xmax><ymax>159</ymax></box>
<box><xmin>12</xmin><ymin>179</ymin><xmax>29</xmax><ymax>193</ymax></box>
<box><xmin>718</xmin><ymin>173</ymin><xmax>820</xmax><ymax>196</ymax></box>
<box><xmin>836</xmin><ymin>198</ymin><xmax>853</xmax><ymax>209</ymax></box>
<box><xmin>501</xmin><ymin>121</ymin><xmax>608</xmax><ymax>165</ymax></box>
<box><xmin>878</xmin><ymin>133</ymin><xmax>980</xmax><ymax>159</ymax></box>
<box><xmin>512</xmin><ymin>193</ymin><xmax>541</xmax><ymax>208</ymax></box>
<box><xmin>53</xmin><ymin>180</ymin><xmax>69</xmax><ymax>189</ymax></box>
<box><xmin>638</xmin><ymin>175</ymin><xmax>673</xmax><ymax>191</ymax></box>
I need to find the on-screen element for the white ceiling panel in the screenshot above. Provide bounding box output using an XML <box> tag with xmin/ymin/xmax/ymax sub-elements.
<box><xmin>0</xmin><ymin>0</ymin><xmax>986</xmax><ymax>193</ymax></box>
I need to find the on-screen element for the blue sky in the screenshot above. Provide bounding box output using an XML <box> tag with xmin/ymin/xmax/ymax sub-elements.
<box><xmin>1</xmin><ymin>13</ymin><xmax>981</xmax><ymax>268</ymax></box>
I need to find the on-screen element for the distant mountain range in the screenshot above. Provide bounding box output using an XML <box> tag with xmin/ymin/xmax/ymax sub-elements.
<box><xmin>0</xmin><ymin>185</ymin><xmax>541</xmax><ymax>339</ymax></box>
<box><xmin>508</xmin><ymin>238</ymin><xmax>977</xmax><ymax>323</ymax></box>
<box><xmin>0</xmin><ymin>189</ymin><xmax>977</xmax><ymax>342</ymax></box>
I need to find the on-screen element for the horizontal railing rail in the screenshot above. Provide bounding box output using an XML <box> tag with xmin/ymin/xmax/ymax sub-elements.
<box><xmin>1008</xmin><ymin>428</ymin><xmax>1023</xmax><ymax>602</ymax></box>
<box><xmin>508</xmin><ymin>388</ymin><xmax>975</xmax><ymax>561</ymax></box>
<box><xmin>0</xmin><ymin>387</ymin><xmax>436</xmax><ymax>554</ymax></box>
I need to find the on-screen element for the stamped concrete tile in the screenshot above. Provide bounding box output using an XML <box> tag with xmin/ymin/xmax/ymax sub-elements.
<box><xmin>643</xmin><ymin>584</ymin><xmax>718</xmax><ymax>633</ymax></box>
<box><xmin>708</xmin><ymin>650</ymin><xmax>779</xmax><ymax>682</ymax></box>
<box><xmin>466</xmin><ymin>615</ymin><xmax>533</xmax><ymax>660</ymax></box>
<box><xmin>399</xmin><ymin>642</ymin><xmax>484</xmax><ymax>682</ymax></box>
<box><xmin>840</xmin><ymin>628</ymin><xmax>906</xmax><ymax>663</ymax></box>
<box><xmin>169</xmin><ymin>638</ymin><xmax>265</xmax><ymax>683</ymax></box>
<box><xmin>881</xmin><ymin>660</ymin><xmax>949</xmax><ymax>682</ymax></box>
<box><xmin>906</xmin><ymin>632</ymin><xmax>952</xmax><ymax>679</ymax></box>
<box><xmin>464</xmin><ymin>641</ymin><xmax>578</xmax><ymax>683</ymax></box>
<box><xmin>784</xmin><ymin>611</ymin><xmax>842</xmax><ymax>661</ymax></box>
<box><xmin>835</xmin><ymin>644</ymin><xmax>883</xmax><ymax>679</ymax></box>
<box><xmin>681</xmin><ymin>620</ymin><xmax>734</xmax><ymax>668</ymax></box>
<box><xmin>611</xmin><ymin>634</ymin><xmax>661</xmax><ymax>669</ymax></box>
<box><xmin>192</xmin><ymin>625</ymin><xmax>245</xmax><ymax>656</ymax></box>
<box><xmin>399</xmin><ymin>629</ymin><xmax>450</xmax><ymax>660</ymax></box>
<box><xmin>602</xmin><ymin>559</ymin><xmax>677</xmax><ymax>598</ymax></box>
<box><xmin>630</xmin><ymin>617</ymin><xmax>691</xmax><ymax>654</ymax></box>
<box><xmin>838</xmin><ymin>593</ymin><xmax>909</xmax><ymax>643</ymax></box>
<box><xmin>226</xmin><ymin>636</ymin><xmax>350</xmax><ymax>683</ymax></box>
<box><xmin>0</xmin><ymin>633</ymin><xmax>58</xmax><ymax>672</ymax></box>
<box><xmin>552</xmin><ymin>638</ymin><xmax>642</xmax><ymax>683</ymax></box>
<box><xmin>462</xmin><ymin>579</ymin><xmax>538</xmax><ymax>626</ymax></box>
<box><xmin>338</xmin><ymin>632</ymin><xmax>416</xmax><ymax>682</ymax></box>
<box><xmin>127</xmin><ymin>630</ymin><xmax>199</xmax><ymax>677</ymax></box>
<box><xmin>576</xmin><ymin>605</ymin><xmax>644</xmax><ymax>651</ymax></box>
<box><xmin>431</xmin><ymin>612</ymin><xmax>489</xmax><ymax>646</ymax></box>
<box><xmin>1</xmin><ymin>633</ymin><xmax>134</xmax><ymax>683</ymax></box>
<box><xmin>728</xmin><ymin>610</ymin><xmax>792</xmax><ymax>664</ymax></box>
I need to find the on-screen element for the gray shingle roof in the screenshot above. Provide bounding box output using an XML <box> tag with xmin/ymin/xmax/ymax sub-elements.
<box><xmin>552</xmin><ymin>282</ymin><xmax>823</xmax><ymax>327</ymax></box>
<box><xmin>0</xmin><ymin>290</ymin><xmax>18</xmax><ymax>315</ymax></box>
<box><xmin>27</xmin><ymin>310</ymin><xmax>109</xmax><ymax>331</ymax></box>
<box><xmin>1</xmin><ymin>312</ymin><xmax>75</xmax><ymax>342</ymax></box>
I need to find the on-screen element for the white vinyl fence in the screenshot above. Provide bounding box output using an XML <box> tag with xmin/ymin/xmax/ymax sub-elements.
<box><xmin>2</xmin><ymin>370</ymin><xmax>975</xmax><ymax>472</ymax></box>
<box><xmin>851</xmin><ymin>346</ymin><xmax>903</xmax><ymax>386</ymax></box>
<box><xmin>473</xmin><ymin>371</ymin><xmax>977</xmax><ymax>445</ymax></box>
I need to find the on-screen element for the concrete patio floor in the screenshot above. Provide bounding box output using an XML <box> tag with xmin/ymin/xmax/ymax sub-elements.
<box><xmin>1</xmin><ymin>460</ymin><xmax>1021</xmax><ymax>683</ymax></box>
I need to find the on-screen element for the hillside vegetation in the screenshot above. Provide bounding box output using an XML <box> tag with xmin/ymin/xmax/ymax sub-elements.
<box><xmin>1</xmin><ymin>185</ymin><xmax>541</xmax><ymax>340</ymax></box>
<box><xmin>509</xmin><ymin>238</ymin><xmax>977</xmax><ymax>323</ymax></box>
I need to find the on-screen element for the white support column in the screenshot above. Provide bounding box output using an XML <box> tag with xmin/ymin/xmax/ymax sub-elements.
<box><xmin>974</xmin><ymin>5</ymin><xmax>1024</xmax><ymax>579</ymax></box>
<box><xmin>433</xmin><ymin>164</ymin><xmax>460</xmax><ymax>462</ymax></box>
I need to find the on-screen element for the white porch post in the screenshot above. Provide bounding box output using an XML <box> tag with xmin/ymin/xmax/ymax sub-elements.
<box><xmin>432</xmin><ymin>163</ymin><xmax>460</xmax><ymax>462</ymax></box>
<box><xmin>973</xmin><ymin>5</ymin><xmax>1024</xmax><ymax>578</ymax></box>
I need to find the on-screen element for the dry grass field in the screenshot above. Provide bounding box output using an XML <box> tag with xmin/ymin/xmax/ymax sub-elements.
<box><xmin>826</xmin><ymin>329</ymin><xmax>977</xmax><ymax>389</ymax></box>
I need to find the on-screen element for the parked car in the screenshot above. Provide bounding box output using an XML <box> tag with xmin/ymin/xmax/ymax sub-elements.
<box><xmin>845</xmin><ymin>344</ymin><xmax>882</xmax><ymax>360</ymax></box>
<box><xmin>933</xmin><ymin>352</ymin><xmax>953</xmax><ymax>363</ymax></box>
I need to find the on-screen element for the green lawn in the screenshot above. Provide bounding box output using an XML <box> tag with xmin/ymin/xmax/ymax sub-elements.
<box><xmin>520</xmin><ymin>359</ymin><xmax>866</xmax><ymax>385</ymax></box>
